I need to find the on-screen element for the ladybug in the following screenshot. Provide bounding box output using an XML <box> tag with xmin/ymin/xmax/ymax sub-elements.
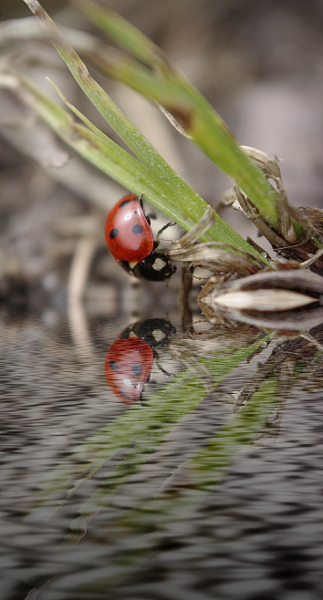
<box><xmin>105</xmin><ymin>194</ymin><xmax>176</xmax><ymax>281</ymax></box>
<box><xmin>105</xmin><ymin>318</ymin><xmax>176</xmax><ymax>404</ymax></box>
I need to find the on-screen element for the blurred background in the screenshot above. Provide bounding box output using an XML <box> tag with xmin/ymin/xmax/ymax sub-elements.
<box><xmin>1</xmin><ymin>0</ymin><xmax>323</xmax><ymax>314</ymax></box>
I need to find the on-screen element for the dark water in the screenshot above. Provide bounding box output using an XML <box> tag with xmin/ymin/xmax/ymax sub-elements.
<box><xmin>1</xmin><ymin>306</ymin><xmax>323</xmax><ymax>600</ymax></box>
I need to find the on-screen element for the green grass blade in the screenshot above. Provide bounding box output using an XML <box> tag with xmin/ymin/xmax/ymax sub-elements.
<box><xmin>41</xmin><ymin>81</ymin><xmax>264</xmax><ymax>255</ymax></box>
<box><xmin>21</xmin><ymin>1</ymin><xmax>270</xmax><ymax>257</ymax></box>
<box><xmin>22</xmin><ymin>1</ymin><xmax>207</xmax><ymax>215</ymax></box>
<box><xmin>71</xmin><ymin>0</ymin><xmax>283</xmax><ymax>231</ymax></box>
<box><xmin>13</xmin><ymin>75</ymin><xmax>173</xmax><ymax>202</ymax></box>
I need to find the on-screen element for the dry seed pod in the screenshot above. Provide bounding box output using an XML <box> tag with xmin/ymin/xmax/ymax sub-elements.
<box><xmin>222</xmin><ymin>147</ymin><xmax>323</xmax><ymax>273</ymax></box>
<box><xmin>215</xmin><ymin>290</ymin><xmax>317</xmax><ymax>311</ymax></box>
<box><xmin>199</xmin><ymin>269</ymin><xmax>323</xmax><ymax>332</ymax></box>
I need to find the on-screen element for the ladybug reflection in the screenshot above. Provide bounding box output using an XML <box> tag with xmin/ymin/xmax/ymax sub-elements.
<box><xmin>105</xmin><ymin>318</ymin><xmax>176</xmax><ymax>404</ymax></box>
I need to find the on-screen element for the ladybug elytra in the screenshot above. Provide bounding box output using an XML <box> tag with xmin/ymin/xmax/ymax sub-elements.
<box><xmin>105</xmin><ymin>318</ymin><xmax>176</xmax><ymax>404</ymax></box>
<box><xmin>105</xmin><ymin>337</ymin><xmax>153</xmax><ymax>404</ymax></box>
<box><xmin>105</xmin><ymin>194</ymin><xmax>176</xmax><ymax>281</ymax></box>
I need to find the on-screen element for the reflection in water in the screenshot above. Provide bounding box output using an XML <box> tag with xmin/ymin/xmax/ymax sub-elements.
<box><xmin>106</xmin><ymin>336</ymin><xmax>154</xmax><ymax>403</ymax></box>
<box><xmin>105</xmin><ymin>318</ymin><xmax>176</xmax><ymax>403</ymax></box>
<box><xmin>1</xmin><ymin>306</ymin><xmax>323</xmax><ymax>599</ymax></box>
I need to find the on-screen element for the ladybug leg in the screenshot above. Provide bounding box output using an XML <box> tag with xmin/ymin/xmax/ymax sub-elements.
<box><xmin>153</xmin><ymin>221</ymin><xmax>177</xmax><ymax>250</ymax></box>
<box><xmin>155</xmin><ymin>359</ymin><xmax>175</xmax><ymax>378</ymax></box>
<box><xmin>156</xmin><ymin>221</ymin><xmax>177</xmax><ymax>240</ymax></box>
<box><xmin>139</xmin><ymin>394</ymin><xmax>145</xmax><ymax>407</ymax></box>
<box><xmin>151</xmin><ymin>348</ymin><xmax>175</xmax><ymax>378</ymax></box>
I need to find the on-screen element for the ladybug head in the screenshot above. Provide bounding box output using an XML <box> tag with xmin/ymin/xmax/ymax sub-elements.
<box><xmin>132</xmin><ymin>251</ymin><xmax>177</xmax><ymax>282</ymax></box>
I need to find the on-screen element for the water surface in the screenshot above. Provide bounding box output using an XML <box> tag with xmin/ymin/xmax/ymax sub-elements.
<box><xmin>1</xmin><ymin>308</ymin><xmax>323</xmax><ymax>600</ymax></box>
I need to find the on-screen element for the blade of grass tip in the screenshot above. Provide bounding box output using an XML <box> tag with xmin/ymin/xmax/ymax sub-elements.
<box><xmin>22</xmin><ymin>1</ymin><xmax>270</xmax><ymax>258</ymax></box>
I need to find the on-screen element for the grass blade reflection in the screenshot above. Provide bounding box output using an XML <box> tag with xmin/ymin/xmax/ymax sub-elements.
<box><xmin>37</xmin><ymin>335</ymin><xmax>266</xmax><ymax>529</ymax></box>
<box><xmin>69</xmin><ymin>376</ymin><xmax>279</xmax><ymax>594</ymax></box>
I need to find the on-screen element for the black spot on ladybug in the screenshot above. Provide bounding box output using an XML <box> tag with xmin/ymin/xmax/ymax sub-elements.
<box><xmin>109</xmin><ymin>228</ymin><xmax>119</xmax><ymax>239</ymax></box>
<box><xmin>132</xmin><ymin>364</ymin><xmax>143</xmax><ymax>377</ymax></box>
<box><xmin>119</xmin><ymin>199</ymin><xmax>132</xmax><ymax>209</ymax></box>
<box><xmin>120</xmin><ymin>390</ymin><xmax>133</xmax><ymax>400</ymax></box>
<box><xmin>131</xmin><ymin>224</ymin><xmax>144</xmax><ymax>235</ymax></box>
<box><xmin>109</xmin><ymin>360</ymin><xmax>119</xmax><ymax>372</ymax></box>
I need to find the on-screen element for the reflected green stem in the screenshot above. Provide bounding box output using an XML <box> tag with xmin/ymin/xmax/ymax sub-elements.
<box><xmin>78</xmin><ymin>376</ymin><xmax>280</xmax><ymax>593</ymax></box>
<box><xmin>40</xmin><ymin>336</ymin><xmax>266</xmax><ymax>529</ymax></box>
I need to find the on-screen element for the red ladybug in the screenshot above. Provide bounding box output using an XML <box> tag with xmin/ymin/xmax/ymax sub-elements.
<box><xmin>105</xmin><ymin>318</ymin><xmax>176</xmax><ymax>404</ymax></box>
<box><xmin>105</xmin><ymin>337</ymin><xmax>154</xmax><ymax>404</ymax></box>
<box><xmin>105</xmin><ymin>194</ymin><xmax>176</xmax><ymax>281</ymax></box>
